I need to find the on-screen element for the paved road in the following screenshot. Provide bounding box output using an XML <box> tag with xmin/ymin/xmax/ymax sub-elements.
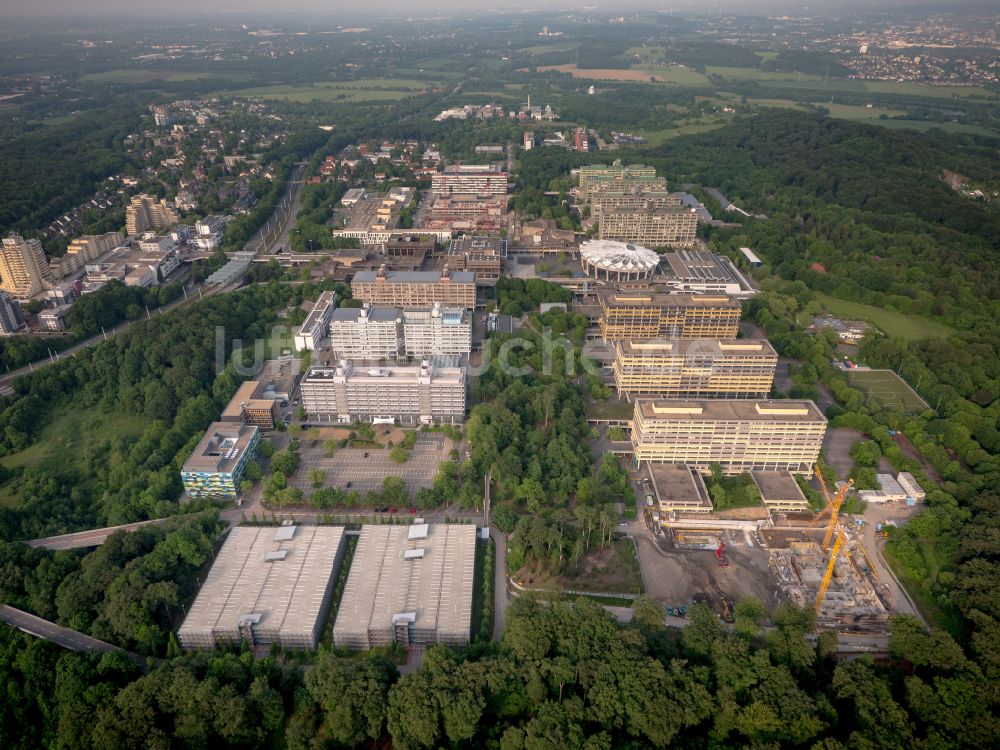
<box><xmin>27</xmin><ymin>517</ymin><xmax>175</xmax><ymax>550</ymax></box>
<box><xmin>0</xmin><ymin>604</ymin><xmax>154</xmax><ymax>670</ymax></box>
<box><xmin>860</xmin><ymin>504</ymin><xmax>926</xmax><ymax>625</ymax></box>
<box><xmin>489</xmin><ymin>524</ymin><xmax>508</xmax><ymax>641</ymax></box>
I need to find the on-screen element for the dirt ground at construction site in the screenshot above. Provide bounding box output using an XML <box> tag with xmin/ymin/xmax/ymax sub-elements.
<box><xmin>633</xmin><ymin>533</ymin><xmax>783</xmax><ymax>611</ymax></box>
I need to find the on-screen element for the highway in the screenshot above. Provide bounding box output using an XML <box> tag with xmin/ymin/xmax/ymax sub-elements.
<box><xmin>0</xmin><ymin>604</ymin><xmax>154</xmax><ymax>670</ymax></box>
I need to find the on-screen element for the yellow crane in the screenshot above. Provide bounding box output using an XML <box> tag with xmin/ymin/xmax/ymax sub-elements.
<box><xmin>815</xmin><ymin>529</ymin><xmax>846</xmax><ymax>615</ymax></box>
<box><xmin>815</xmin><ymin>464</ymin><xmax>854</xmax><ymax>551</ymax></box>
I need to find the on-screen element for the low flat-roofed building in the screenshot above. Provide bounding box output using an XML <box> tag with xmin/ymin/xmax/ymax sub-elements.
<box><xmin>751</xmin><ymin>471</ymin><xmax>810</xmax><ymax>513</ymax></box>
<box><xmin>181</xmin><ymin>422</ymin><xmax>260</xmax><ymax>498</ymax></box>
<box><xmin>631</xmin><ymin>399</ymin><xmax>826</xmax><ymax>474</ymax></box>
<box><xmin>333</xmin><ymin>523</ymin><xmax>476</xmax><ymax>649</ymax></box>
<box><xmin>896</xmin><ymin>472</ymin><xmax>925</xmax><ymax>501</ymax></box>
<box><xmin>647</xmin><ymin>463</ymin><xmax>713</xmax><ymax>514</ymax></box>
<box><xmin>254</xmin><ymin>358</ymin><xmax>300</xmax><ymax>402</ymax></box>
<box><xmin>221</xmin><ymin>380</ymin><xmax>277</xmax><ymax>430</ymax></box>
<box><xmin>613</xmin><ymin>339</ymin><xmax>776</xmax><ymax>399</ymax></box>
<box><xmin>294</xmin><ymin>290</ymin><xmax>337</xmax><ymax>351</ymax></box>
<box><xmin>598</xmin><ymin>290</ymin><xmax>741</xmax><ymax>341</ymax></box>
<box><xmin>352</xmin><ymin>266</ymin><xmax>476</xmax><ymax>309</ymax></box>
<box><xmin>382</xmin><ymin>234</ymin><xmax>437</xmax><ymax>259</ymax></box>
<box><xmin>661</xmin><ymin>250</ymin><xmax>757</xmax><ymax>298</ymax></box>
<box><xmin>178</xmin><ymin>525</ymin><xmax>347</xmax><ymax>650</ymax></box>
<box><xmin>301</xmin><ymin>359</ymin><xmax>466</xmax><ymax>425</ymax></box>
<box><xmin>876</xmin><ymin>474</ymin><xmax>907</xmax><ymax>502</ymax></box>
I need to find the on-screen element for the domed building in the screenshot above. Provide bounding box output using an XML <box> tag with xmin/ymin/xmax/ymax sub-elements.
<box><xmin>579</xmin><ymin>239</ymin><xmax>660</xmax><ymax>282</ymax></box>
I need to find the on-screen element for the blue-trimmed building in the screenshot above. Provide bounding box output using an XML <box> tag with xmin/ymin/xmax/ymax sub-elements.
<box><xmin>181</xmin><ymin>422</ymin><xmax>260</xmax><ymax>498</ymax></box>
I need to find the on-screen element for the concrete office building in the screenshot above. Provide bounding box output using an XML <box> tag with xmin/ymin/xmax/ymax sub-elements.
<box><xmin>598</xmin><ymin>290</ymin><xmax>742</xmax><ymax>341</ymax></box>
<box><xmin>67</xmin><ymin>232</ymin><xmax>124</xmax><ymax>264</ymax></box>
<box><xmin>431</xmin><ymin>164</ymin><xmax>507</xmax><ymax>197</ymax></box>
<box><xmin>613</xmin><ymin>339</ymin><xmax>777</xmax><ymax>399</ymax></box>
<box><xmin>448</xmin><ymin>236</ymin><xmax>506</xmax><ymax>283</ymax></box>
<box><xmin>402</xmin><ymin>304</ymin><xmax>472</xmax><ymax>358</ymax></box>
<box><xmin>221</xmin><ymin>380</ymin><xmax>277</xmax><ymax>430</ymax></box>
<box><xmin>646</xmin><ymin>463</ymin><xmax>714</xmax><ymax>515</ymax></box>
<box><xmin>599</xmin><ymin>206</ymin><xmax>699</xmax><ymax>248</ymax></box>
<box><xmin>294</xmin><ymin>290</ymin><xmax>337</xmax><ymax>351</ymax></box>
<box><xmin>126</xmin><ymin>194</ymin><xmax>180</xmax><ymax>235</ymax></box>
<box><xmin>180</xmin><ymin>422</ymin><xmax>260</xmax><ymax>498</ymax></box>
<box><xmin>0</xmin><ymin>235</ymin><xmax>51</xmax><ymax>299</ymax></box>
<box><xmin>300</xmin><ymin>360</ymin><xmax>466</xmax><ymax>425</ymax></box>
<box><xmin>352</xmin><ymin>266</ymin><xmax>476</xmax><ymax>309</ymax></box>
<box><xmin>751</xmin><ymin>471</ymin><xmax>810</xmax><ymax>513</ymax></box>
<box><xmin>661</xmin><ymin>250</ymin><xmax>757</xmax><ymax>298</ymax></box>
<box><xmin>631</xmin><ymin>399</ymin><xmax>827</xmax><ymax>474</ymax></box>
<box><xmin>178</xmin><ymin>525</ymin><xmax>347</xmax><ymax>650</ymax></box>
<box><xmin>578</xmin><ymin>163</ymin><xmax>661</xmax><ymax>200</ymax></box>
<box><xmin>579</xmin><ymin>240</ymin><xmax>660</xmax><ymax>282</ymax></box>
<box><xmin>0</xmin><ymin>290</ymin><xmax>26</xmax><ymax>334</ymax></box>
<box><xmin>333</xmin><ymin>523</ymin><xmax>476</xmax><ymax>649</ymax></box>
<box><xmin>590</xmin><ymin>190</ymin><xmax>682</xmax><ymax>222</ymax></box>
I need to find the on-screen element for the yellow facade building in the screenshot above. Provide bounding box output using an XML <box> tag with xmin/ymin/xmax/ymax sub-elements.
<box><xmin>598</xmin><ymin>290</ymin><xmax>741</xmax><ymax>341</ymax></box>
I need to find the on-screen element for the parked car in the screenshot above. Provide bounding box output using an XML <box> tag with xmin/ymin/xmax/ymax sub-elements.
<box><xmin>345</xmin><ymin>482</ymin><xmax>352</xmax><ymax>489</ymax></box>
<box><xmin>363</xmin><ymin>452</ymin><xmax>369</xmax><ymax>458</ymax></box>
<box><xmin>388</xmin><ymin>507</ymin><xmax>398</xmax><ymax>513</ymax></box>
<box><xmin>409</xmin><ymin>507</ymin><xmax>417</xmax><ymax>514</ymax></box>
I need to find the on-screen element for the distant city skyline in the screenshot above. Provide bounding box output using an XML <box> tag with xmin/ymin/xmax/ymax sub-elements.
<box><xmin>0</xmin><ymin>0</ymin><xmax>985</xmax><ymax>20</ymax></box>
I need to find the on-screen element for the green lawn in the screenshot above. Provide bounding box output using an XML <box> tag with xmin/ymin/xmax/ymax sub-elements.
<box><xmin>634</xmin><ymin>64</ymin><xmax>712</xmax><ymax>86</ymax></box>
<box><xmin>766</xmin><ymin>78</ymin><xmax>998</xmax><ymax>99</ymax></box>
<box><xmin>219</xmin><ymin>78</ymin><xmax>436</xmax><ymax>103</ymax></box>
<box><xmin>80</xmin><ymin>70</ymin><xmax>220</xmax><ymax>84</ymax></box>
<box><xmin>707</xmin><ymin>66</ymin><xmax>822</xmax><ymax>81</ymax></box>
<box><xmin>522</xmin><ymin>42</ymin><xmax>580</xmax><ymax>55</ymax></box>
<box><xmin>814</xmin><ymin>292</ymin><xmax>956</xmax><ymax>341</ymax></box>
<box><xmin>0</xmin><ymin>405</ymin><xmax>145</xmax><ymax>507</ymax></box>
<box><xmin>634</xmin><ymin>117</ymin><xmax>731</xmax><ymax>146</ymax></box>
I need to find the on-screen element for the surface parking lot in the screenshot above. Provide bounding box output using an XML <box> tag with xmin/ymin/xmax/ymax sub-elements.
<box><xmin>291</xmin><ymin>433</ymin><xmax>452</xmax><ymax>495</ymax></box>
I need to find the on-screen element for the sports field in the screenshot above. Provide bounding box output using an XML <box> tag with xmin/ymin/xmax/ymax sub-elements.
<box><xmin>847</xmin><ymin>369</ymin><xmax>930</xmax><ymax>414</ymax></box>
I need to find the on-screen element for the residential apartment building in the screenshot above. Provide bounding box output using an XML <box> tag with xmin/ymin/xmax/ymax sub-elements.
<box><xmin>67</xmin><ymin>232</ymin><xmax>124</xmax><ymax>264</ymax></box>
<box><xmin>613</xmin><ymin>339</ymin><xmax>777</xmax><ymax>399</ymax></box>
<box><xmin>126</xmin><ymin>194</ymin><xmax>180</xmax><ymax>235</ymax></box>
<box><xmin>599</xmin><ymin>206</ymin><xmax>699</xmax><ymax>247</ymax></box>
<box><xmin>0</xmin><ymin>290</ymin><xmax>26</xmax><ymax>335</ymax></box>
<box><xmin>194</xmin><ymin>215</ymin><xmax>226</xmax><ymax>250</ymax></box>
<box><xmin>300</xmin><ymin>360</ymin><xmax>466</xmax><ymax>426</ymax></box>
<box><xmin>631</xmin><ymin>399</ymin><xmax>827</xmax><ymax>474</ymax></box>
<box><xmin>590</xmin><ymin>190</ymin><xmax>682</xmax><ymax>222</ymax></box>
<box><xmin>293</xmin><ymin>290</ymin><xmax>337</xmax><ymax>351</ymax></box>
<box><xmin>327</xmin><ymin>303</ymin><xmax>471</xmax><ymax>360</ymax></box>
<box><xmin>180</xmin><ymin>422</ymin><xmax>260</xmax><ymax>498</ymax></box>
<box><xmin>351</xmin><ymin>267</ymin><xmax>477</xmax><ymax>309</ymax></box>
<box><xmin>598</xmin><ymin>290</ymin><xmax>741</xmax><ymax>341</ymax></box>
<box><xmin>430</xmin><ymin>164</ymin><xmax>508</xmax><ymax>197</ymax></box>
<box><xmin>0</xmin><ymin>234</ymin><xmax>51</xmax><ymax>298</ymax></box>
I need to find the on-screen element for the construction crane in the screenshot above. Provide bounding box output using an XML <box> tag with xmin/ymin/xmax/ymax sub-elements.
<box><xmin>815</xmin><ymin>464</ymin><xmax>854</xmax><ymax>551</ymax></box>
<box><xmin>815</xmin><ymin>529</ymin><xmax>846</xmax><ymax>615</ymax></box>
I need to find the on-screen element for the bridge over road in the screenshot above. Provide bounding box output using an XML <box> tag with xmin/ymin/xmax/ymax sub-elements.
<box><xmin>0</xmin><ymin>604</ymin><xmax>156</xmax><ymax>671</ymax></box>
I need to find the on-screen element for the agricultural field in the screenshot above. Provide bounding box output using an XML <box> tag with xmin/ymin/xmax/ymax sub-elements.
<box><xmin>218</xmin><ymin>78</ymin><xmax>436</xmax><ymax>103</ymax></box>
<box><xmin>533</xmin><ymin>63</ymin><xmax>709</xmax><ymax>85</ymax></box>
<box><xmin>634</xmin><ymin>117</ymin><xmax>732</xmax><ymax>146</ymax></box>
<box><xmin>846</xmin><ymin>369</ymin><xmax>930</xmax><ymax>414</ymax></box>
<box><xmin>521</xmin><ymin>42</ymin><xmax>580</xmax><ymax>55</ymax></box>
<box><xmin>748</xmin><ymin>98</ymin><xmax>907</xmax><ymax>121</ymax></box>
<box><xmin>814</xmin><ymin>292</ymin><xmax>956</xmax><ymax>341</ymax></box>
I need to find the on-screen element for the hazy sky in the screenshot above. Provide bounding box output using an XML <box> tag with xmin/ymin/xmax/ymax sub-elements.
<box><xmin>0</xmin><ymin>0</ymin><xmax>959</xmax><ymax>18</ymax></box>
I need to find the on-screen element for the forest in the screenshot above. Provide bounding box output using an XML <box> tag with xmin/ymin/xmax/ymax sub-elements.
<box><xmin>0</xmin><ymin>281</ymin><xmax>324</xmax><ymax>540</ymax></box>
<box><xmin>2</xmin><ymin>591</ymin><xmax>997</xmax><ymax>749</ymax></box>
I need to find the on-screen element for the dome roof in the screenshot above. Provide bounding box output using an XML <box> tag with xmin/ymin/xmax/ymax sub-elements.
<box><xmin>580</xmin><ymin>240</ymin><xmax>660</xmax><ymax>273</ymax></box>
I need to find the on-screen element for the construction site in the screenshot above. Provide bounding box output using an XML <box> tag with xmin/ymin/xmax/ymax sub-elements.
<box><xmin>643</xmin><ymin>465</ymin><xmax>894</xmax><ymax>636</ymax></box>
